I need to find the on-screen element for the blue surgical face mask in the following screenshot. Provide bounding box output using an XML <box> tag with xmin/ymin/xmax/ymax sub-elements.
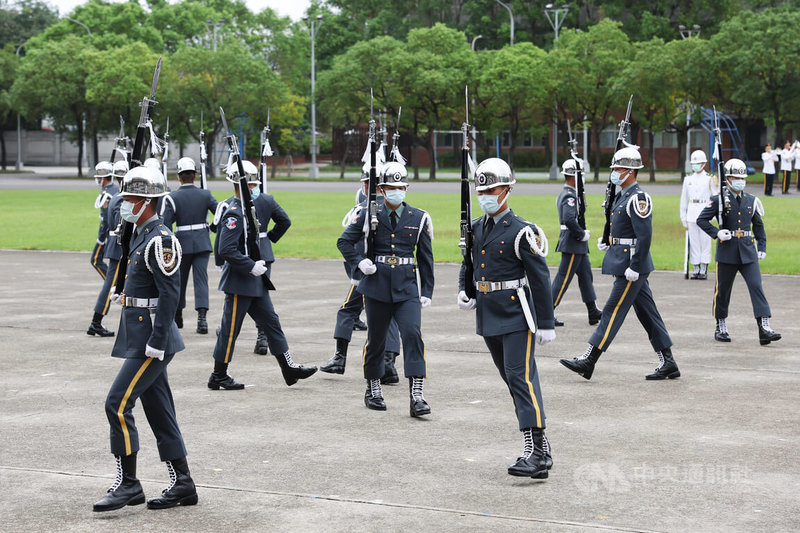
<box><xmin>729</xmin><ymin>178</ymin><xmax>746</xmax><ymax>192</ymax></box>
<box><xmin>250</xmin><ymin>186</ymin><xmax>260</xmax><ymax>200</ymax></box>
<box><xmin>609</xmin><ymin>170</ymin><xmax>624</xmax><ymax>186</ymax></box>
<box><xmin>477</xmin><ymin>192</ymin><xmax>507</xmax><ymax>215</ymax></box>
<box><xmin>384</xmin><ymin>188</ymin><xmax>406</xmax><ymax>205</ymax></box>
<box><xmin>691</xmin><ymin>163</ymin><xmax>703</xmax><ymax>173</ymax></box>
<box><xmin>120</xmin><ymin>199</ymin><xmax>149</xmax><ymax>223</ymax></box>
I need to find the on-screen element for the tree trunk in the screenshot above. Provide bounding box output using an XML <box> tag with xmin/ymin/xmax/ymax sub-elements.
<box><xmin>676</xmin><ymin>127</ymin><xmax>688</xmax><ymax>181</ymax></box>
<box><xmin>592</xmin><ymin>125</ymin><xmax>602</xmax><ymax>182</ymax></box>
<box><xmin>1</xmin><ymin>132</ymin><xmax>6</xmax><ymax>170</ymax></box>
<box><xmin>649</xmin><ymin>130</ymin><xmax>656</xmax><ymax>183</ymax></box>
<box><xmin>411</xmin><ymin>119</ymin><xmax>420</xmax><ymax>180</ymax></box>
<box><xmin>427</xmin><ymin>129</ymin><xmax>436</xmax><ymax>180</ymax></box>
<box><xmin>271</xmin><ymin>147</ymin><xmax>278</xmax><ymax>179</ymax></box>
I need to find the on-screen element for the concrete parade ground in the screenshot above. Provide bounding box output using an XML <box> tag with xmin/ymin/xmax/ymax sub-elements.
<box><xmin>0</xmin><ymin>250</ymin><xmax>798</xmax><ymax>532</ymax></box>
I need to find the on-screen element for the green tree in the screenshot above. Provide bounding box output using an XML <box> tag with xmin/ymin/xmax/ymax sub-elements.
<box><xmin>0</xmin><ymin>44</ymin><xmax>18</xmax><ymax>169</ymax></box>
<box><xmin>10</xmin><ymin>35</ymin><xmax>91</xmax><ymax>176</ymax></box>
<box><xmin>0</xmin><ymin>0</ymin><xmax>58</xmax><ymax>49</ymax></box>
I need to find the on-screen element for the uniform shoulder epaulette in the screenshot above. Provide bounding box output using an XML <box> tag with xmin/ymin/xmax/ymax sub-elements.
<box><xmin>626</xmin><ymin>190</ymin><xmax>652</xmax><ymax>218</ymax></box>
<box><xmin>753</xmin><ymin>196</ymin><xmax>765</xmax><ymax>216</ymax></box>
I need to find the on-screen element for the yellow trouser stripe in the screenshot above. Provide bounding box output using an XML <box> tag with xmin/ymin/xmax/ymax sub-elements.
<box><xmin>224</xmin><ymin>295</ymin><xmax>238</xmax><ymax>363</ymax></box>
<box><xmin>713</xmin><ymin>261</ymin><xmax>719</xmax><ymax>317</ymax></box>
<box><xmin>553</xmin><ymin>254</ymin><xmax>575</xmax><ymax>308</ymax></box>
<box><xmin>93</xmin><ymin>244</ymin><xmax>106</xmax><ymax>279</ymax></box>
<box><xmin>597</xmin><ymin>280</ymin><xmax>633</xmax><ymax>350</ymax></box>
<box><xmin>101</xmin><ymin>262</ymin><xmax>120</xmax><ymax>315</ymax></box>
<box><xmin>117</xmin><ymin>358</ymin><xmax>154</xmax><ymax>456</ymax></box>
<box><xmin>341</xmin><ymin>285</ymin><xmax>355</xmax><ymax>309</ymax></box>
<box><xmin>524</xmin><ymin>330</ymin><xmax>542</xmax><ymax>428</ymax></box>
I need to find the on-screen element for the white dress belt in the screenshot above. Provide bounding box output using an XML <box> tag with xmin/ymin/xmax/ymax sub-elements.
<box><xmin>475</xmin><ymin>277</ymin><xmax>527</xmax><ymax>293</ymax></box>
<box><xmin>176</xmin><ymin>223</ymin><xmax>208</xmax><ymax>232</ymax></box>
<box><xmin>375</xmin><ymin>255</ymin><xmax>415</xmax><ymax>265</ymax></box>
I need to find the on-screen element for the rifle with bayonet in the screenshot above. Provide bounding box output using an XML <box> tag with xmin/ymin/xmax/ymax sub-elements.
<box><xmin>566</xmin><ymin>119</ymin><xmax>586</xmax><ymax>230</ymax></box>
<box><xmin>114</xmin><ymin>56</ymin><xmax>162</xmax><ymax>297</ymax></box>
<box><xmin>459</xmin><ymin>86</ymin><xmax>476</xmax><ymax>299</ymax></box>
<box><xmin>110</xmin><ymin>116</ymin><xmax>128</xmax><ymax>163</ymax></box>
<box><xmin>364</xmin><ymin>89</ymin><xmax>378</xmax><ymax>260</ymax></box>
<box><xmin>199</xmin><ymin>111</ymin><xmax>208</xmax><ymax>190</ymax></box>
<box><xmin>601</xmin><ymin>94</ymin><xmax>633</xmax><ymax>246</ymax></box>
<box><xmin>161</xmin><ymin>116</ymin><xmax>170</xmax><ymax>180</ymax></box>
<box><xmin>712</xmin><ymin>106</ymin><xmax>730</xmax><ymax>229</ymax></box>
<box><xmin>220</xmin><ymin>106</ymin><xmax>275</xmax><ymax>291</ymax></box>
<box><xmin>259</xmin><ymin>107</ymin><xmax>273</xmax><ymax>193</ymax></box>
<box><xmin>390</xmin><ymin>107</ymin><xmax>405</xmax><ymax>164</ymax></box>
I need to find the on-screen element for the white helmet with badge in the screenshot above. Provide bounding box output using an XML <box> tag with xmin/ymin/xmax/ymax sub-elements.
<box><xmin>610</xmin><ymin>146</ymin><xmax>644</xmax><ymax>169</ymax></box>
<box><xmin>724</xmin><ymin>158</ymin><xmax>748</xmax><ymax>177</ymax></box>
<box><xmin>177</xmin><ymin>157</ymin><xmax>196</xmax><ymax>173</ymax></box>
<box><xmin>561</xmin><ymin>159</ymin><xmax>577</xmax><ymax>177</ymax></box>
<box><xmin>143</xmin><ymin>158</ymin><xmax>161</xmax><ymax>170</ymax></box>
<box><xmin>122</xmin><ymin>165</ymin><xmax>168</xmax><ymax>197</ymax></box>
<box><xmin>379</xmin><ymin>161</ymin><xmax>408</xmax><ymax>187</ymax></box>
<box><xmin>690</xmin><ymin>150</ymin><xmax>707</xmax><ymax>164</ymax></box>
<box><xmin>112</xmin><ymin>160</ymin><xmax>129</xmax><ymax>181</ymax></box>
<box><xmin>225</xmin><ymin>160</ymin><xmax>259</xmax><ymax>184</ymax></box>
<box><xmin>474</xmin><ymin>158</ymin><xmax>515</xmax><ymax>192</ymax></box>
<box><xmin>94</xmin><ymin>161</ymin><xmax>113</xmax><ymax>183</ymax></box>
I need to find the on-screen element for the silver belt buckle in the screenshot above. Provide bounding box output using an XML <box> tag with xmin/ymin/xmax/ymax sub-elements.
<box><xmin>386</xmin><ymin>256</ymin><xmax>399</xmax><ymax>265</ymax></box>
<box><xmin>734</xmin><ymin>230</ymin><xmax>744</xmax><ymax>238</ymax></box>
<box><xmin>477</xmin><ymin>281</ymin><xmax>490</xmax><ymax>294</ymax></box>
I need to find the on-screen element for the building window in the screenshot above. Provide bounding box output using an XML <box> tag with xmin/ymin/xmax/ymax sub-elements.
<box><xmin>437</xmin><ymin>132</ymin><xmax>454</xmax><ymax>148</ymax></box>
<box><xmin>599</xmin><ymin>128</ymin><xmax>617</xmax><ymax>148</ymax></box>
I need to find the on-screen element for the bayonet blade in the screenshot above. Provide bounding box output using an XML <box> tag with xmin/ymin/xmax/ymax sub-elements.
<box><xmin>266</xmin><ymin>107</ymin><xmax>271</xmax><ymax>131</ymax></box>
<box><xmin>219</xmin><ymin>106</ymin><xmax>229</xmax><ymax>135</ymax></box>
<box><xmin>465</xmin><ymin>85</ymin><xmax>469</xmax><ymax>126</ymax></box>
<box><xmin>165</xmin><ymin>116</ymin><xmax>170</xmax><ymax>135</ymax></box>
<box><xmin>118</xmin><ymin>116</ymin><xmax>124</xmax><ymax>138</ymax></box>
<box><xmin>149</xmin><ymin>56</ymin><xmax>162</xmax><ymax>100</ymax></box>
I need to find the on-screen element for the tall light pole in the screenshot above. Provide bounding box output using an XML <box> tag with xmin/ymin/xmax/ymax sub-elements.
<box><xmin>15</xmin><ymin>43</ymin><xmax>25</xmax><ymax>170</ymax></box>
<box><xmin>66</xmin><ymin>17</ymin><xmax>92</xmax><ymax>173</ymax></box>
<box><xmin>305</xmin><ymin>14</ymin><xmax>323</xmax><ymax>178</ymax></box>
<box><xmin>545</xmin><ymin>3</ymin><xmax>570</xmax><ymax>180</ymax></box>
<box><xmin>495</xmin><ymin>1</ymin><xmax>514</xmax><ymax>45</ymax></box>
<box><xmin>678</xmin><ymin>24</ymin><xmax>701</xmax><ymax>175</ymax></box>
<box><xmin>206</xmin><ymin>18</ymin><xmax>226</xmax><ymax>52</ymax></box>
<box><xmin>471</xmin><ymin>35</ymin><xmax>483</xmax><ymax>163</ymax></box>
<box><xmin>66</xmin><ymin>16</ymin><xmax>91</xmax><ymax>36</ymax></box>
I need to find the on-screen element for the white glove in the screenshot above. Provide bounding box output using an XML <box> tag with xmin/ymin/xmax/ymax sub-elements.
<box><xmin>250</xmin><ymin>259</ymin><xmax>268</xmax><ymax>276</ymax></box>
<box><xmin>757</xmin><ymin>251</ymin><xmax>766</xmax><ymax>260</ymax></box>
<box><xmin>350</xmin><ymin>277</ymin><xmax>360</xmax><ymax>286</ymax></box>
<box><xmin>145</xmin><ymin>344</ymin><xmax>165</xmax><ymax>361</ymax></box>
<box><xmin>597</xmin><ymin>237</ymin><xmax>609</xmax><ymax>252</ymax></box>
<box><xmin>419</xmin><ymin>296</ymin><xmax>431</xmax><ymax>308</ymax></box>
<box><xmin>457</xmin><ymin>290</ymin><xmax>476</xmax><ymax>310</ymax></box>
<box><xmin>535</xmin><ymin>329</ymin><xmax>556</xmax><ymax>346</ymax></box>
<box><xmin>717</xmin><ymin>229</ymin><xmax>732</xmax><ymax>242</ymax></box>
<box><xmin>109</xmin><ymin>287</ymin><xmax>121</xmax><ymax>305</ymax></box>
<box><xmin>358</xmin><ymin>258</ymin><xmax>377</xmax><ymax>275</ymax></box>
<box><xmin>681</xmin><ymin>218</ymin><xmax>688</xmax><ymax>229</ymax></box>
<box><xmin>580</xmin><ymin>230</ymin><xmax>591</xmax><ymax>242</ymax></box>
<box><xmin>624</xmin><ymin>267</ymin><xmax>639</xmax><ymax>282</ymax></box>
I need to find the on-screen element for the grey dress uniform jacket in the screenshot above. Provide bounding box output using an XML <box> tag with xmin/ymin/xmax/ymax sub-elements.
<box><xmin>253</xmin><ymin>193</ymin><xmax>292</xmax><ymax>263</ymax></box>
<box><xmin>337</xmin><ymin>202</ymin><xmax>434</xmax><ymax>303</ymax></box>
<box><xmin>696</xmin><ymin>192</ymin><xmax>765</xmax><ymax>264</ymax></box>
<box><xmin>555</xmin><ymin>185</ymin><xmax>589</xmax><ymax>255</ymax></box>
<box><xmin>459</xmin><ymin>210</ymin><xmax>555</xmax><ymax>336</ymax></box>
<box><xmin>216</xmin><ymin>198</ymin><xmax>264</xmax><ymax>298</ymax></box>
<box><xmin>160</xmin><ymin>184</ymin><xmax>217</xmax><ymax>254</ymax></box>
<box><xmin>96</xmin><ymin>182</ymin><xmax>120</xmax><ymax>244</ymax></box>
<box><xmin>104</xmin><ymin>194</ymin><xmax>124</xmax><ymax>261</ymax></box>
<box><xmin>111</xmin><ymin>217</ymin><xmax>185</xmax><ymax>358</ymax></box>
<box><xmin>603</xmin><ymin>184</ymin><xmax>655</xmax><ymax>275</ymax></box>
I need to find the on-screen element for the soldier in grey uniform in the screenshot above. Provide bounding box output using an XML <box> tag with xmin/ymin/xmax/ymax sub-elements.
<box><xmin>160</xmin><ymin>157</ymin><xmax>218</xmax><ymax>334</ymax></box>
<box><xmin>337</xmin><ymin>161</ymin><xmax>434</xmax><ymax>416</ymax></box>
<box><xmin>87</xmin><ymin>161</ymin><xmax>120</xmax><ymax>337</ymax></box>
<box><xmin>321</xmin><ymin>171</ymin><xmax>402</xmax><ymax>383</ymax></box>
<box><xmin>208</xmin><ymin>161</ymin><xmax>316</xmax><ymax>390</ymax></box>
<box><xmin>551</xmin><ymin>159</ymin><xmax>601</xmax><ymax>327</ymax></box>
<box><xmin>696</xmin><ymin>158</ymin><xmax>781</xmax><ymax>345</ymax></box>
<box><xmin>457</xmin><ymin>158</ymin><xmax>556</xmax><ymax>479</ymax></box>
<box><xmin>93</xmin><ymin>166</ymin><xmax>197</xmax><ymax>512</ymax></box>
<box><xmin>560</xmin><ymin>147</ymin><xmax>679</xmax><ymax>381</ymax></box>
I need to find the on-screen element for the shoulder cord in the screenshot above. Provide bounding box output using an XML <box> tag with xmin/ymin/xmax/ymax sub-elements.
<box><xmin>144</xmin><ymin>234</ymin><xmax>182</xmax><ymax>276</ymax></box>
<box><xmin>212</xmin><ymin>201</ymin><xmax>230</xmax><ymax>225</ymax></box>
<box><xmin>515</xmin><ymin>224</ymin><xmax>548</xmax><ymax>259</ymax></box>
<box><xmin>160</xmin><ymin>195</ymin><xmax>176</xmax><ymax>216</ymax></box>
<box><xmin>626</xmin><ymin>192</ymin><xmax>653</xmax><ymax>219</ymax></box>
<box><xmin>753</xmin><ymin>197</ymin><xmax>765</xmax><ymax>216</ymax></box>
<box><xmin>94</xmin><ymin>192</ymin><xmax>111</xmax><ymax>209</ymax></box>
<box><xmin>417</xmin><ymin>212</ymin><xmax>434</xmax><ymax>243</ymax></box>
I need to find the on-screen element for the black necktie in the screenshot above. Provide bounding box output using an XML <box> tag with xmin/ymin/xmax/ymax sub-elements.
<box><xmin>390</xmin><ymin>211</ymin><xmax>397</xmax><ymax>229</ymax></box>
<box><xmin>736</xmin><ymin>195</ymin><xmax>742</xmax><ymax>207</ymax></box>
<box><xmin>485</xmin><ymin>217</ymin><xmax>495</xmax><ymax>234</ymax></box>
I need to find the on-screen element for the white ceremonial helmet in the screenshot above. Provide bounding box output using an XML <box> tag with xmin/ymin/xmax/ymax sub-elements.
<box><xmin>474</xmin><ymin>158</ymin><xmax>515</xmax><ymax>192</ymax></box>
<box><xmin>724</xmin><ymin>158</ymin><xmax>748</xmax><ymax>178</ymax></box>
<box><xmin>379</xmin><ymin>161</ymin><xmax>409</xmax><ymax>188</ymax></box>
<box><xmin>122</xmin><ymin>165</ymin><xmax>168</xmax><ymax>197</ymax></box>
<box><xmin>94</xmin><ymin>161</ymin><xmax>113</xmax><ymax>179</ymax></box>
<box><xmin>690</xmin><ymin>150</ymin><xmax>707</xmax><ymax>164</ymax></box>
<box><xmin>610</xmin><ymin>146</ymin><xmax>644</xmax><ymax>169</ymax></box>
<box><xmin>144</xmin><ymin>158</ymin><xmax>161</xmax><ymax>170</ymax></box>
<box><xmin>112</xmin><ymin>160</ymin><xmax>129</xmax><ymax>181</ymax></box>
<box><xmin>225</xmin><ymin>160</ymin><xmax>259</xmax><ymax>184</ymax></box>
<box><xmin>561</xmin><ymin>159</ymin><xmax>578</xmax><ymax>177</ymax></box>
<box><xmin>177</xmin><ymin>157</ymin><xmax>196</xmax><ymax>173</ymax></box>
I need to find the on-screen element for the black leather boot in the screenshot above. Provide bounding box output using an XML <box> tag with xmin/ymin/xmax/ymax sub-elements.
<box><xmin>409</xmin><ymin>376</ymin><xmax>430</xmax><ymax>417</ymax></box>
<box><xmin>87</xmin><ymin>312</ymin><xmax>114</xmax><ymax>337</ymax></box>
<box><xmin>560</xmin><ymin>345</ymin><xmax>602</xmax><ymax>380</ymax></box>
<box><xmin>207</xmin><ymin>361</ymin><xmax>244</xmax><ymax>390</ymax></box>
<box><xmin>147</xmin><ymin>457</ymin><xmax>198</xmax><ymax>509</ymax></box>
<box><xmin>586</xmin><ymin>303</ymin><xmax>602</xmax><ymax>325</ymax></box>
<box><xmin>554</xmin><ymin>317</ymin><xmax>564</xmax><ymax>327</ymax></box>
<box><xmin>542</xmin><ymin>433</ymin><xmax>553</xmax><ymax>470</ymax></box>
<box><xmin>93</xmin><ymin>454</ymin><xmax>146</xmax><ymax>512</ymax></box>
<box><xmin>758</xmin><ymin>317</ymin><xmax>781</xmax><ymax>345</ymax></box>
<box><xmin>174</xmin><ymin>308</ymin><xmax>183</xmax><ymax>329</ymax></box>
<box><xmin>714</xmin><ymin>318</ymin><xmax>731</xmax><ymax>342</ymax></box>
<box><xmin>381</xmin><ymin>351</ymin><xmax>400</xmax><ymax>384</ymax></box>
<box><xmin>320</xmin><ymin>338</ymin><xmax>348</xmax><ymax>374</ymax></box>
<box><xmin>508</xmin><ymin>428</ymin><xmax>548</xmax><ymax>479</ymax></box>
<box><xmin>353</xmin><ymin>318</ymin><xmax>367</xmax><ymax>331</ymax></box>
<box><xmin>364</xmin><ymin>379</ymin><xmax>386</xmax><ymax>411</ymax></box>
<box><xmin>274</xmin><ymin>351</ymin><xmax>317</xmax><ymax>386</ymax></box>
<box><xmin>645</xmin><ymin>348</ymin><xmax>681</xmax><ymax>380</ymax></box>
<box><xmin>254</xmin><ymin>327</ymin><xmax>269</xmax><ymax>355</ymax></box>
<box><xmin>196</xmin><ymin>308</ymin><xmax>208</xmax><ymax>334</ymax></box>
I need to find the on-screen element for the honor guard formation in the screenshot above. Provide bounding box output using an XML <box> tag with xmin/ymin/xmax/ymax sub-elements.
<box><xmin>85</xmin><ymin>67</ymin><xmax>783</xmax><ymax>512</ymax></box>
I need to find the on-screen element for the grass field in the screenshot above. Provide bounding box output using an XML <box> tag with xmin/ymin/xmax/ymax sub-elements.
<box><xmin>2</xmin><ymin>189</ymin><xmax>798</xmax><ymax>274</ymax></box>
